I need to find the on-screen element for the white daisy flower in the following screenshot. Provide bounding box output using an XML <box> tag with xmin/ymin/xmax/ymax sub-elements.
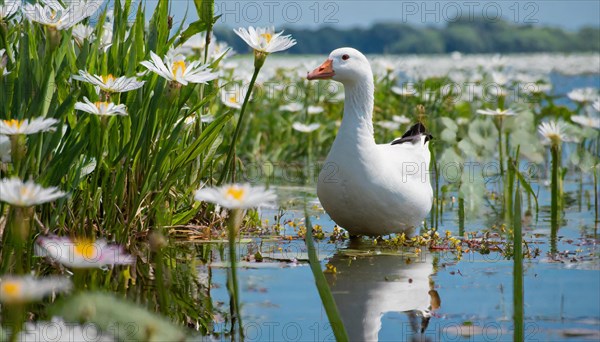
<box><xmin>233</xmin><ymin>26</ymin><xmax>296</xmax><ymax>54</ymax></box>
<box><xmin>0</xmin><ymin>49</ymin><xmax>8</xmax><ymax>76</ymax></box>
<box><xmin>292</xmin><ymin>122</ymin><xmax>321</xmax><ymax>133</ymax></box>
<box><xmin>73</xmin><ymin>70</ymin><xmax>145</xmax><ymax>93</ymax></box>
<box><xmin>571</xmin><ymin>115</ymin><xmax>600</xmax><ymax>129</ymax></box>
<box><xmin>593</xmin><ymin>100</ymin><xmax>600</xmax><ymax>112</ymax></box>
<box><xmin>71</xmin><ymin>23</ymin><xmax>94</xmax><ymax>46</ymax></box>
<box><xmin>220</xmin><ymin>87</ymin><xmax>247</xmax><ymax>109</ymax></box>
<box><xmin>278</xmin><ymin>102</ymin><xmax>302</xmax><ymax>113</ymax></box>
<box><xmin>23</xmin><ymin>0</ymin><xmax>104</xmax><ymax>30</ymax></box>
<box><xmin>0</xmin><ymin>0</ymin><xmax>19</xmax><ymax>20</ymax></box>
<box><xmin>194</xmin><ymin>183</ymin><xmax>276</xmax><ymax>209</ymax></box>
<box><xmin>0</xmin><ymin>117</ymin><xmax>58</xmax><ymax>135</ymax></box>
<box><xmin>0</xmin><ymin>135</ymin><xmax>10</xmax><ymax>162</ymax></box>
<box><xmin>376</xmin><ymin>120</ymin><xmax>400</xmax><ymax>131</ymax></box>
<box><xmin>18</xmin><ymin>318</ymin><xmax>115</xmax><ymax>342</ymax></box>
<box><xmin>0</xmin><ymin>275</ymin><xmax>71</xmax><ymax>304</ymax></box>
<box><xmin>0</xmin><ymin>178</ymin><xmax>66</xmax><ymax>207</ymax></box>
<box><xmin>392</xmin><ymin>115</ymin><xmax>411</xmax><ymax>124</ymax></box>
<box><xmin>538</xmin><ymin>121</ymin><xmax>576</xmax><ymax>146</ymax></box>
<box><xmin>140</xmin><ymin>50</ymin><xmax>218</xmax><ymax>86</ymax></box>
<box><xmin>35</xmin><ymin>235</ymin><xmax>136</xmax><ymax>268</ymax></box>
<box><xmin>567</xmin><ymin>87</ymin><xmax>598</xmax><ymax>104</ymax></box>
<box><xmin>307</xmin><ymin>105</ymin><xmax>324</xmax><ymax>115</ymax></box>
<box><xmin>476</xmin><ymin>108</ymin><xmax>517</xmax><ymax>117</ymax></box>
<box><xmin>74</xmin><ymin>97</ymin><xmax>128</xmax><ymax>116</ymax></box>
<box><xmin>181</xmin><ymin>32</ymin><xmax>234</xmax><ymax>60</ymax></box>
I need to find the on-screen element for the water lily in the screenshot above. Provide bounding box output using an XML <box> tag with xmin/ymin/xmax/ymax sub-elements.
<box><xmin>23</xmin><ymin>0</ymin><xmax>104</xmax><ymax>30</ymax></box>
<box><xmin>538</xmin><ymin>121</ymin><xmax>576</xmax><ymax>146</ymax></box>
<box><xmin>73</xmin><ymin>70</ymin><xmax>145</xmax><ymax>93</ymax></box>
<box><xmin>0</xmin><ymin>275</ymin><xmax>71</xmax><ymax>304</ymax></box>
<box><xmin>567</xmin><ymin>87</ymin><xmax>598</xmax><ymax>104</ymax></box>
<box><xmin>234</xmin><ymin>26</ymin><xmax>296</xmax><ymax>54</ymax></box>
<box><xmin>0</xmin><ymin>178</ymin><xmax>66</xmax><ymax>207</ymax></box>
<box><xmin>194</xmin><ymin>183</ymin><xmax>276</xmax><ymax>209</ymax></box>
<box><xmin>0</xmin><ymin>0</ymin><xmax>19</xmax><ymax>20</ymax></box>
<box><xmin>571</xmin><ymin>115</ymin><xmax>600</xmax><ymax>129</ymax></box>
<box><xmin>141</xmin><ymin>50</ymin><xmax>218</xmax><ymax>86</ymax></box>
<box><xmin>35</xmin><ymin>235</ymin><xmax>135</xmax><ymax>268</ymax></box>
<box><xmin>292</xmin><ymin>122</ymin><xmax>320</xmax><ymax>133</ymax></box>
<box><xmin>476</xmin><ymin>108</ymin><xmax>517</xmax><ymax>116</ymax></box>
<box><xmin>74</xmin><ymin>97</ymin><xmax>128</xmax><ymax>116</ymax></box>
<box><xmin>0</xmin><ymin>117</ymin><xmax>58</xmax><ymax>135</ymax></box>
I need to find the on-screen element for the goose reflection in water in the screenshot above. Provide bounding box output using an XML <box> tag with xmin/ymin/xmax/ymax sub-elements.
<box><xmin>325</xmin><ymin>239</ymin><xmax>441</xmax><ymax>342</ymax></box>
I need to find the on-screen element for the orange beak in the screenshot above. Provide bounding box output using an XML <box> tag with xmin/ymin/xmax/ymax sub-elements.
<box><xmin>307</xmin><ymin>59</ymin><xmax>334</xmax><ymax>80</ymax></box>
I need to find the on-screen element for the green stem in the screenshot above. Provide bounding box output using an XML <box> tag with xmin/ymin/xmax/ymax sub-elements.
<box><xmin>513</xmin><ymin>182</ymin><xmax>524</xmax><ymax>341</ymax></box>
<box><xmin>218</xmin><ymin>66</ymin><xmax>262</xmax><ymax>185</ymax></box>
<box><xmin>227</xmin><ymin>209</ymin><xmax>244</xmax><ymax>340</ymax></box>
<box><xmin>550</xmin><ymin>144</ymin><xmax>560</xmax><ymax>254</ymax></box>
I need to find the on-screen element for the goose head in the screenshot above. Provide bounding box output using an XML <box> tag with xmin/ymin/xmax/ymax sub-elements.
<box><xmin>307</xmin><ymin>47</ymin><xmax>373</xmax><ymax>85</ymax></box>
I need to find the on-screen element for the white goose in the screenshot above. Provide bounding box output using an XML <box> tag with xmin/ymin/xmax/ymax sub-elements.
<box><xmin>307</xmin><ymin>48</ymin><xmax>433</xmax><ymax>236</ymax></box>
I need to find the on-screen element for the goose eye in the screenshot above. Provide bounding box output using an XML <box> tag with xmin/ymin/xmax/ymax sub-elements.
<box><xmin>342</xmin><ymin>54</ymin><xmax>350</xmax><ymax>61</ymax></box>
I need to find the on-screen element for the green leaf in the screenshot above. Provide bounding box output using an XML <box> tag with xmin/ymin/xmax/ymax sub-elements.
<box><xmin>51</xmin><ymin>292</ymin><xmax>187</xmax><ymax>341</ymax></box>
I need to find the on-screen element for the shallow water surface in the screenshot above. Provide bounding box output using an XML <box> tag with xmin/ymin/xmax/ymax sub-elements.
<box><xmin>207</xmin><ymin>179</ymin><xmax>599</xmax><ymax>342</ymax></box>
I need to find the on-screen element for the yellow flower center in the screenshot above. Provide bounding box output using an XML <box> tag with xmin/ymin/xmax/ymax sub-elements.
<box><xmin>94</xmin><ymin>101</ymin><xmax>109</xmax><ymax>113</ymax></box>
<box><xmin>229</xmin><ymin>96</ymin><xmax>237</xmax><ymax>104</ymax></box>
<box><xmin>101</xmin><ymin>74</ymin><xmax>115</xmax><ymax>84</ymax></box>
<box><xmin>19</xmin><ymin>186</ymin><xmax>31</xmax><ymax>199</ymax></box>
<box><xmin>1</xmin><ymin>281</ymin><xmax>21</xmax><ymax>299</ymax></box>
<box><xmin>172</xmin><ymin>61</ymin><xmax>186</xmax><ymax>78</ymax></box>
<box><xmin>3</xmin><ymin>119</ymin><xmax>23</xmax><ymax>129</ymax></box>
<box><xmin>74</xmin><ymin>239</ymin><xmax>96</xmax><ymax>259</ymax></box>
<box><xmin>226</xmin><ymin>186</ymin><xmax>245</xmax><ymax>201</ymax></box>
<box><xmin>260</xmin><ymin>33</ymin><xmax>272</xmax><ymax>43</ymax></box>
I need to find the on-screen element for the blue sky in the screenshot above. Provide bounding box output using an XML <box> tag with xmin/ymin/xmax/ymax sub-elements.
<box><xmin>156</xmin><ymin>1</ymin><xmax>600</xmax><ymax>31</ymax></box>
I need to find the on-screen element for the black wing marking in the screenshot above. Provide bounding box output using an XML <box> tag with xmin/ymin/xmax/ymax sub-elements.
<box><xmin>390</xmin><ymin>122</ymin><xmax>433</xmax><ymax>145</ymax></box>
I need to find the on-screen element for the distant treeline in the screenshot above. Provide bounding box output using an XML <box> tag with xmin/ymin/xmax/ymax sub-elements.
<box><xmin>215</xmin><ymin>18</ymin><xmax>600</xmax><ymax>54</ymax></box>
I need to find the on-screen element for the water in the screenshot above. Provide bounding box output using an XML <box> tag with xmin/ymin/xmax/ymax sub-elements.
<box><xmin>205</xmin><ymin>176</ymin><xmax>599</xmax><ymax>341</ymax></box>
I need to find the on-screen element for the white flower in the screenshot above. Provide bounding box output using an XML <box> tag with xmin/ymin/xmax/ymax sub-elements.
<box><xmin>476</xmin><ymin>108</ymin><xmax>517</xmax><ymax>116</ymax></box>
<box><xmin>392</xmin><ymin>115</ymin><xmax>410</xmax><ymax>124</ymax></box>
<box><xmin>0</xmin><ymin>0</ymin><xmax>19</xmax><ymax>20</ymax></box>
<box><xmin>71</xmin><ymin>23</ymin><xmax>94</xmax><ymax>46</ymax></box>
<box><xmin>234</xmin><ymin>26</ymin><xmax>296</xmax><ymax>54</ymax></box>
<box><xmin>141</xmin><ymin>50</ymin><xmax>218</xmax><ymax>86</ymax></box>
<box><xmin>593</xmin><ymin>100</ymin><xmax>600</xmax><ymax>112</ymax></box>
<box><xmin>18</xmin><ymin>318</ymin><xmax>115</xmax><ymax>342</ymax></box>
<box><xmin>0</xmin><ymin>117</ymin><xmax>58</xmax><ymax>135</ymax></box>
<box><xmin>220</xmin><ymin>87</ymin><xmax>247</xmax><ymax>109</ymax></box>
<box><xmin>292</xmin><ymin>122</ymin><xmax>320</xmax><ymax>133</ymax></box>
<box><xmin>23</xmin><ymin>0</ymin><xmax>105</xmax><ymax>30</ymax></box>
<box><xmin>73</xmin><ymin>70</ymin><xmax>145</xmax><ymax>93</ymax></box>
<box><xmin>74</xmin><ymin>97</ymin><xmax>128</xmax><ymax>116</ymax></box>
<box><xmin>376</xmin><ymin>120</ymin><xmax>400</xmax><ymax>130</ymax></box>
<box><xmin>567</xmin><ymin>87</ymin><xmax>598</xmax><ymax>103</ymax></box>
<box><xmin>36</xmin><ymin>235</ymin><xmax>135</xmax><ymax>268</ymax></box>
<box><xmin>307</xmin><ymin>105</ymin><xmax>324</xmax><ymax>115</ymax></box>
<box><xmin>571</xmin><ymin>115</ymin><xmax>600</xmax><ymax>129</ymax></box>
<box><xmin>0</xmin><ymin>178</ymin><xmax>66</xmax><ymax>207</ymax></box>
<box><xmin>0</xmin><ymin>135</ymin><xmax>10</xmax><ymax>162</ymax></box>
<box><xmin>279</xmin><ymin>102</ymin><xmax>303</xmax><ymax>112</ymax></box>
<box><xmin>181</xmin><ymin>32</ymin><xmax>234</xmax><ymax>60</ymax></box>
<box><xmin>194</xmin><ymin>183</ymin><xmax>276</xmax><ymax>209</ymax></box>
<box><xmin>0</xmin><ymin>275</ymin><xmax>71</xmax><ymax>304</ymax></box>
<box><xmin>538</xmin><ymin>121</ymin><xmax>576</xmax><ymax>145</ymax></box>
